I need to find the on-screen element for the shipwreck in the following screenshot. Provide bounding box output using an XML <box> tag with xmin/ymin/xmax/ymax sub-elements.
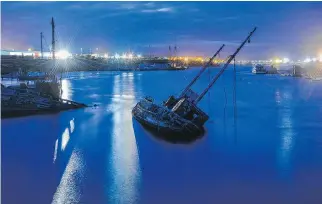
<box><xmin>132</xmin><ymin>27</ymin><xmax>257</xmax><ymax>140</ymax></box>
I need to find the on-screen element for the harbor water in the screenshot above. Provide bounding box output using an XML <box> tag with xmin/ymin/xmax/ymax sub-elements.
<box><xmin>2</xmin><ymin>66</ymin><xmax>322</xmax><ymax>204</ymax></box>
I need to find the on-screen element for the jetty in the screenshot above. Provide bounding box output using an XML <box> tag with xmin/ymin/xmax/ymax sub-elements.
<box><xmin>1</xmin><ymin>17</ymin><xmax>88</xmax><ymax>118</ymax></box>
<box><xmin>1</xmin><ymin>83</ymin><xmax>87</xmax><ymax>118</ymax></box>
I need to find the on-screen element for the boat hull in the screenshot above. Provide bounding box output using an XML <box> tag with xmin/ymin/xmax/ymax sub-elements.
<box><xmin>252</xmin><ymin>68</ymin><xmax>267</xmax><ymax>74</ymax></box>
<box><xmin>132</xmin><ymin>99</ymin><xmax>205</xmax><ymax>139</ymax></box>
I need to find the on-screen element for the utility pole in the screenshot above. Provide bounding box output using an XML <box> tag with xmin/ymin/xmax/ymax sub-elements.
<box><xmin>40</xmin><ymin>32</ymin><xmax>43</xmax><ymax>59</ymax></box>
<box><xmin>51</xmin><ymin>17</ymin><xmax>55</xmax><ymax>59</ymax></box>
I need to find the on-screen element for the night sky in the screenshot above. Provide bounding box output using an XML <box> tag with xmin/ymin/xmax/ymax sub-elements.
<box><xmin>2</xmin><ymin>1</ymin><xmax>322</xmax><ymax>59</ymax></box>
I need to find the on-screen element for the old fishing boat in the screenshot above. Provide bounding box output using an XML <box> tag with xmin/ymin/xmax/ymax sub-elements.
<box><xmin>133</xmin><ymin>27</ymin><xmax>257</xmax><ymax>138</ymax></box>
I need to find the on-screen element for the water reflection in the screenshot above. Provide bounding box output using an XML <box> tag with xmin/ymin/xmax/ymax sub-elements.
<box><xmin>61</xmin><ymin>128</ymin><xmax>70</xmax><ymax>151</ymax></box>
<box><xmin>53</xmin><ymin>139</ymin><xmax>58</xmax><ymax>163</ymax></box>
<box><xmin>61</xmin><ymin>79</ymin><xmax>72</xmax><ymax>100</ymax></box>
<box><xmin>52</xmin><ymin>149</ymin><xmax>86</xmax><ymax>204</ymax></box>
<box><xmin>276</xmin><ymin>89</ymin><xmax>295</xmax><ymax>176</ymax></box>
<box><xmin>53</xmin><ymin>118</ymin><xmax>75</xmax><ymax>163</ymax></box>
<box><xmin>52</xmin><ymin>118</ymin><xmax>85</xmax><ymax>204</ymax></box>
<box><xmin>70</xmin><ymin>118</ymin><xmax>75</xmax><ymax>134</ymax></box>
<box><xmin>107</xmin><ymin>72</ymin><xmax>141</xmax><ymax>204</ymax></box>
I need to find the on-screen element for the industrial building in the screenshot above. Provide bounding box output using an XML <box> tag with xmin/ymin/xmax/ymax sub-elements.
<box><xmin>0</xmin><ymin>49</ymin><xmax>51</xmax><ymax>58</ymax></box>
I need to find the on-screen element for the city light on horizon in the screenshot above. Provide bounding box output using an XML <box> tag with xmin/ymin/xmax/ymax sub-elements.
<box><xmin>114</xmin><ymin>53</ymin><xmax>120</xmax><ymax>59</ymax></box>
<box><xmin>304</xmin><ymin>58</ymin><xmax>312</xmax><ymax>63</ymax></box>
<box><xmin>3</xmin><ymin>46</ymin><xmax>322</xmax><ymax>64</ymax></box>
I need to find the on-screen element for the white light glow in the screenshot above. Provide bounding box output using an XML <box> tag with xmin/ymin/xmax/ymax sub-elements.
<box><xmin>137</xmin><ymin>54</ymin><xmax>142</xmax><ymax>58</ymax></box>
<box><xmin>129</xmin><ymin>54</ymin><xmax>133</xmax><ymax>59</ymax></box>
<box><xmin>283</xmin><ymin>58</ymin><xmax>290</xmax><ymax>63</ymax></box>
<box><xmin>57</xmin><ymin>50</ymin><xmax>71</xmax><ymax>59</ymax></box>
<box><xmin>122</xmin><ymin>53</ymin><xmax>127</xmax><ymax>59</ymax></box>
<box><xmin>114</xmin><ymin>53</ymin><xmax>120</xmax><ymax>59</ymax></box>
<box><xmin>312</xmin><ymin>58</ymin><xmax>317</xmax><ymax>62</ymax></box>
<box><xmin>304</xmin><ymin>58</ymin><xmax>311</xmax><ymax>63</ymax></box>
<box><xmin>104</xmin><ymin>53</ymin><xmax>108</xmax><ymax>58</ymax></box>
<box><xmin>275</xmin><ymin>59</ymin><xmax>282</xmax><ymax>63</ymax></box>
<box><xmin>44</xmin><ymin>52</ymin><xmax>51</xmax><ymax>57</ymax></box>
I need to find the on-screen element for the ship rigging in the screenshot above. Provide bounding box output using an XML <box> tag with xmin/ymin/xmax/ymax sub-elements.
<box><xmin>132</xmin><ymin>27</ymin><xmax>257</xmax><ymax>141</ymax></box>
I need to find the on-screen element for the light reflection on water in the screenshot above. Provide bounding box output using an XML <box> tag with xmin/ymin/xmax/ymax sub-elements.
<box><xmin>52</xmin><ymin>149</ymin><xmax>86</xmax><ymax>204</ymax></box>
<box><xmin>276</xmin><ymin>89</ymin><xmax>295</xmax><ymax>176</ymax></box>
<box><xmin>61</xmin><ymin>79</ymin><xmax>72</xmax><ymax>100</ymax></box>
<box><xmin>52</xmin><ymin>118</ymin><xmax>87</xmax><ymax>204</ymax></box>
<box><xmin>70</xmin><ymin>118</ymin><xmax>75</xmax><ymax>134</ymax></box>
<box><xmin>107</xmin><ymin>72</ymin><xmax>141</xmax><ymax>204</ymax></box>
<box><xmin>61</xmin><ymin>128</ymin><xmax>70</xmax><ymax>151</ymax></box>
<box><xmin>53</xmin><ymin>139</ymin><xmax>58</xmax><ymax>163</ymax></box>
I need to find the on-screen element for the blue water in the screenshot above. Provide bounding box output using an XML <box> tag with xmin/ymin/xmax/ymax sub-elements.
<box><xmin>2</xmin><ymin>66</ymin><xmax>322</xmax><ymax>204</ymax></box>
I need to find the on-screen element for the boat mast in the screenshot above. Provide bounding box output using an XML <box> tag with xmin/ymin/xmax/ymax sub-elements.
<box><xmin>51</xmin><ymin>17</ymin><xmax>62</xmax><ymax>97</ymax></box>
<box><xmin>194</xmin><ymin>27</ymin><xmax>257</xmax><ymax>103</ymax></box>
<box><xmin>180</xmin><ymin>44</ymin><xmax>225</xmax><ymax>97</ymax></box>
<box><xmin>40</xmin><ymin>32</ymin><xmax>43</xmax><ymax>59</ymax></box>
<box><xmin>51</xmin><ymin>17</ymin><xmax>55</xmax><ymax>60</ymax></box>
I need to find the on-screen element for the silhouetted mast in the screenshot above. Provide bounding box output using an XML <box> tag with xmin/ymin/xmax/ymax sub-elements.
<box><xmin>195</xmin><ymin>27</ymin><xmax>257</xmax><ymax>103</ymax></box>
<box><xmin>51</xmin><ymin>17</ymin><xmax>55</xmax><ymax>59</ymax></box>
<box><xmin>40</xmin><ymin>32</ymin><xmax>43</xmax><ymax>59</ymax></box>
